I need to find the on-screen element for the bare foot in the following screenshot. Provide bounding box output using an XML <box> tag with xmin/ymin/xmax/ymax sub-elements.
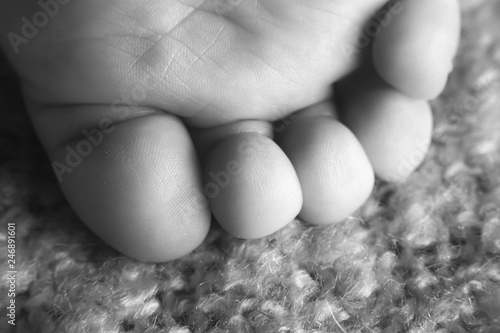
<box><xmin>0</xmin><ymin>0</ymin><xmax>460</xmax><ymax>261</ymax></box>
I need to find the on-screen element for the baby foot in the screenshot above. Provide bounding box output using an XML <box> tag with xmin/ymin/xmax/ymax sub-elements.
<box><xmin>0</xmin><ymin>0</ymin><xmax>459</xmax><ymax>261</ymax></box>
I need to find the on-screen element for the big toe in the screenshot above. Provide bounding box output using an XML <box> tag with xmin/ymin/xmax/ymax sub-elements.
<box><xmin>31</xmin><ymin>104</ymin><xmax>211</xmax><ymax>262</ymax></box>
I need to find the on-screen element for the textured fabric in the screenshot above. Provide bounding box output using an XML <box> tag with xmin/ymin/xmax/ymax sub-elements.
<box><xmin>1</xmin><ymin>1</ymin><xmax>500</xmax><ymax>332</ymax></box>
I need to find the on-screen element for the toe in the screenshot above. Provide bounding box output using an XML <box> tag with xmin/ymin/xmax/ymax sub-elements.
<box><xmin>30</xmin><ymin>104</ymin><xmax>211</xmax><ymax>262</ymax></box>
<box><xmin>373</xmin><ymin>0</ymin><xmax>460</xmax><ymax>99</ymax></box>
<box><xmin>276</xmin><ymin>101</ymin><xmax>374</xmax><ymax>225</ymax></box>
<box><xmin>337</xmin><ymin>70</ymin><xmax>433</xmax><ymax>182</ymax></box>
<box><xmin>202</xmin><ymin>123</ymin><xmax>302</xmax><ymax>239</ymax></box>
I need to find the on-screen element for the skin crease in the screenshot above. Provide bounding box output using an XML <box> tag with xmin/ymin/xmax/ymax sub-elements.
<box><xmin>0</xmin><ymin>0</ymin><xmax>460</xmax><ymax>261</ymax></box>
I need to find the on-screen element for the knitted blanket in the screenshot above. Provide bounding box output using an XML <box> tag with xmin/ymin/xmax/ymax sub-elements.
<box><xmin>1</xmin><ymin>1</ymin><xmax>500</xmax><ymax>332</ymax></box>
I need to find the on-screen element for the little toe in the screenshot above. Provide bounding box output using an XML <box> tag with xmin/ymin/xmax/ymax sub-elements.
<box><xmin>373</xmin><ymin>0</ymin><xmax>460</xmax><ymax>99</ymax></box>
<box><xmin>202</xmin><ymin>122</ymin><xmax>302</xmax><ymax>239</ymax></box>
<box><xmin>336</xmin><ymin>70</ymin><xmax>433</xmax><ymax>182</ymax></box>
<box><xmin>276</xmin><ymin>101</ymin><xmax>374</xmax><ymax>225</ymax></box>
<box><xmin>31</xmin><ymin>105</ymin><xmax>211</xmax><ymax>262</ymax></box>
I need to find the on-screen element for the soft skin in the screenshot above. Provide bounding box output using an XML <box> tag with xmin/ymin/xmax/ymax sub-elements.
<box><xmin>0</xmin><ymin>0</ymin><xmax>460</xmax><ymax>261</ymax></box>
